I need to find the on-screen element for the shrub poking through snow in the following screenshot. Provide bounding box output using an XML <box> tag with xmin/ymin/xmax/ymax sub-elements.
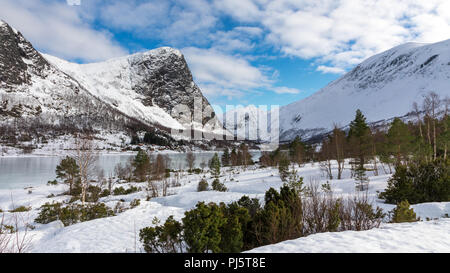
<box><xmin>197</xmin><ymin>179</ymin><xmax>209</xmax><ymax>192</ymax></box>
<box><xmin>390</xmin><ymin>200</ymin><xmax>419</xmax><ymax>223</ymax></box>
<box><xmin>9</xmin><ymin>206</ymin><xmax>31</xmax><ymax>213</ymax></box>
<box><xmin>182</xmin><ymin>202</ymin><xmax>225</xmax><ymax>253</ymax></box>
<box><xmin>212</xmin><ymin>178</ymin><xmax>227</xmax><ymax>192</ymax></box>
<box><xmin>113</xmin><ymin>186</ymin><xmax>139</xmax><ymax>196</ymax></box>
<box><xmin>47</xmin><ymin>180</ymin><xmax>58</xmax><ymax>186</ymax></box>
<box><xmin>130</xmin><ymin>199</ymin><xmax>141</xmax><ymax>208</ymax></box>
<box><xmin>379</xmin><ymin>160</ymin><xmax>450</xmax><ymax>204</ymax></box>
<box><xmin>35</xmin><ymin>202</ymin><xmax>114</xmax><ymax>226</ymax></box>
<box><xmin>139</xmin><ymin>216</ymin><xmax>184</xmax><ymax>253</ymax></box>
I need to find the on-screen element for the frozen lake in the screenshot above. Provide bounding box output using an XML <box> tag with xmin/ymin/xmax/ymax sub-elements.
<box><xmin>0</xmin><ymin>151</ymin><xmax>261</xmax><ymax>190</ymax></box>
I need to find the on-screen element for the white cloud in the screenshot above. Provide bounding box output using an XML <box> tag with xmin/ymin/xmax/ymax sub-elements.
<box><xmin>209</xmin><ymin>26</ymin><xmax>263</xmax><ymax>52</ymax></box>
<box><xmin>183</xmin><ymin>47</ymin><xmax>298</xmax><ymax>100</ymax></box>
<box><xmin>271</xmin><ymin>87</ymin><xmax>302</xmax><ymax>94</ymax></box>
<box><xmin>182</xmin><ymin>47</ymin><xmax>272</xmax><ymax>89</ymax></box>
<box><xmin>317</xmin><ymin>65</ymin><xmax>346</xmax><ymax>75</ymax></box>
<box><xmin>91</xmin><ymin>0</ymin><xmax>217</xmax><ymax>45</ymax></box>
<box><xmin>213</xmin><ymin>0</ymin><xmax>262</xmax><ymax>22</ymax></box>
<box><xmin>0</xmin><ymin>0</ymin><xmax>128</xmax><ymax>62</ymax></box>
<box><xmin>257</xmin><ymin>0</ymin><xmax>450</xmax><ymax>70</ymax></box>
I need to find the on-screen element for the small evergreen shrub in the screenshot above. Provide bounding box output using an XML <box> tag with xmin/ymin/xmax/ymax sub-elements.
<box><xmin>190</xmin><ymin>168</ymin><xmax>202</xmax><ymax>174</ymax></box>
<box><xmin>197</xmin><ymin>179</ymin><xmax>209</xmax><ymax>192</ymax></box>
<box><xmin>212</xmin><ymin>178</ymin><xmax>227</xmax><ymax>192</ymax></box>
<box><xmin>113</xmin><ymin>186</ymin><xmax>139</xmax><ymax>196</ymax></box>
<box><xmin>100</xmin><ymin>189</ymin><xmax>111</xmax><ymax>198</ymax></box>
<box><xmin>114</xmin><ymin>201</ymin><xmax>127</xmax><ymax>214</ymax></box>
<box><xmin>182</xmin><ymin>202</ymin><xmax>225</xmax><ymax>253</ymax></box>
<box><xmin>130</xmin><ymin>199</ymin><xmax>141</xmax><ymax>208</ymax></box>
<box><xmin>86</xmin><ymin>185</ymin><xmax>102</xmax><ymax>202</ymax></box>
<box><xmin>390</xmin><ymin>200</ymin><xmax>419</xmax><ymax>223</ymax></box>
<box><xmin>380</xmin><ymin>160</ymin><xmax>450</xmax><ymax>204</ymax></box>
<box><xmin>140</xmin><ymin>216</ymin><xmax>184</xmax><ymax>253</ymax></box>
<box><xmin>35</xmin><ymin>203</ymin><xmax>62</xmax><ymax>224</ymax></box>
<box><xmin>47</xmin><ymin>180</ymin><xmax>58</xmax><ymax>186</ymax></box>
<box><xmin>9</xmin><ymin>206</ymin><xmax>31</xmax><ymax>213</ymax></box>
<box><xmin>35</xmin><ymin>202</ymin><xmax>115</xmax><ymax>226</ymax></box>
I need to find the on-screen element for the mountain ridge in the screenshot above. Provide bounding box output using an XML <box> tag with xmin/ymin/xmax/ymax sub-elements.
<box><xmin>279</xmin><ymin>38</ymin><xmax>450</xmax><ymax>141</ymax></box>
<box><xmin>0</xmin><ymin>20</ymin><xmax>224</xmax><ymax>146</ymax></box>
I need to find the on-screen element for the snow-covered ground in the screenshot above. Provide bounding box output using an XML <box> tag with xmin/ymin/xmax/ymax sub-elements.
<box><xmin>0</xmin><ymin>160</ymin><xmax>449</xmax><ymax>253</ymax></box>
<box><xmin>247</xmin><ymin>219</ymin><xmax>450</xmax><ymax>253</ymax></box>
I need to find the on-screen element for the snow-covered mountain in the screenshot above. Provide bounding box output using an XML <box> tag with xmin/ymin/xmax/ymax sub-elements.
<box><xmin>0</xmin><ymin>20</ymin><xmax>223</xmax><ymax>142</ymax></box>
<box><xmin>279</xmin><ymin>39</ymin><xmax>450</xmax><ymax>141</ymax></box>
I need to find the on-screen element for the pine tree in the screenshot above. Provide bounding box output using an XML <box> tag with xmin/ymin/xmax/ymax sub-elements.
<box><xmin>209</xmin><ymin>153</ymin><xmax>221</xmax><ymax>177</ymax></box>
<box><xmin>386</xmin><ymin>118</ymin><xmax>414</xmax><ymax>164</ymax></box>
<box><xmin>391</xmin><ymin>200</ymin><xmax>418</xmax><ymax>223</ymax></box>
<box><xmin>348</xmin><ymin>109</ymin><xmax>371</xmax><ymax>180</ymax></box>
<box><xmin>56</xmin><ymin>156</ymin><xmax>80</xmax><ymax>195</ymax></box>
<box><xmin>221</xmin><ymin>148</ymin><xmax>230</xmax><ymax>166</ymax></box>
<box><xmin>354</xmin><ymin>164</ymin><xmax>369</xmax><ymax>191</ymax></box>
<box><xmin>133</xmin><ymin>150</ymin><xmax>150</xmax><ymax>181</ymax></box>
<box><xmin>278</xmin><ymin>154</ymin><xmax>290</xmax><ymax>182</ymax></box>
<box><xmin>182</xmin><ymin>202</ymin><xmax>225</xmax><ymax>253</ymax></box>
<box><xmin>219</xmin><ymin>202</ymin><xmax>250</xmax><ymax>253</ymax></box>
<box><xmin>289</xmin><ymin>136</ymin><xmax>305</xmax><ymax>165</ymax></box>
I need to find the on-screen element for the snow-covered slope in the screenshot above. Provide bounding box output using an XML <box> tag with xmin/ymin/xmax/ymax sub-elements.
<box><xmin>247</xmin><ymin>219</ymin><xmax>450</xmax><ymax>253</ymax></box>
<box><xmin>280</xmin><ymin>39</ymin><xmax>450</xmax><ymax>141</ymax></box>
<box><xmin>43</xmin><ymin>52</ymin><xmax>185</xmax><ymax>131</ymax></box>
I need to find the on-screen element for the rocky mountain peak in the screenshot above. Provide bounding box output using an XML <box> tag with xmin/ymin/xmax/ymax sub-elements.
<box><xmin>127</xmin><ymin>47</ymin><xmax>209</xmax><ymax>116</ymax></box>
<box><xmin>0</xmin><ymin>21</ymin><xmax>50</xmax><ymax>89</ymax></box>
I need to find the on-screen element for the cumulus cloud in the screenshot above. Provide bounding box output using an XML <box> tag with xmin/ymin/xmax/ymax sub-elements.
<box><xmin>271</xmin><ymin>87</ymin><xmax>302</xmax><ymax>94</ymax></box>
<box><xmin>89</xmin><ymin>0</ymin><xmax>217</xmax><ymax>46</ymax></box>
<box><xmin>182</xmin><ymin>47</ymin><xmax>298</xmax><ymax>100</ymax></box>
<box><xmin>206</xmin><ymin>0</ymin><xmax>450</xmax><ymax>71</ymax></box>
<box><xmin>0</xmin><ymin>0</ymin><xmax>127</xmax><ymax>62</ymax></box>
<box><xmin>317</xmin><ymin>65</ymin><xmax>346</xmax><ymax>75</ymax></box>
<box><xmin>182</xmin><ymin>47</ymin><xmax>272</xmax><ymax>89</ymax></box>
<box><xmin>258</xmin><ymin>0</ymin><xmax>450</xmax><ymax>70</ymax></box>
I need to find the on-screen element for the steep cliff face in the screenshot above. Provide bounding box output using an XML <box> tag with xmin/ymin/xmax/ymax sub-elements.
<box><xmin>0</xmin><ymin>20</ymin><xmax>224</xmax><ymax>142</ymax></box>
<box><xmin>0</xmin><ymin>21</ymin><xmax>49</xmax><ymax>88</ymax></box>
<box><xmin>127</xmin><ymin>48</ymin><xmax>210</xmax><ymax>116</ymax></box>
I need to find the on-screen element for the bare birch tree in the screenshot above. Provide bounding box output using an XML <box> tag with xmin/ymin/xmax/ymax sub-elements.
<box><xmin>74</xmin><ymin>135</ymin><xmax>98</xmax><ymax>205</ymax></box>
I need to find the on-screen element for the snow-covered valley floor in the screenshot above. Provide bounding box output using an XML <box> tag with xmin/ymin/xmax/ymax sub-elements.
<box><xmin>0</xmin><ymin>160</ymin><xmax>449</xmax><ymax>253</ymax></box>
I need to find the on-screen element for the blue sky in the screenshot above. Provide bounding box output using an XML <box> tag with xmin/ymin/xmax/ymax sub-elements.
<box><xmin>1</xmin><ymin>0</ymin><xmax>449</xmax><ymax>107</ymax></box>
